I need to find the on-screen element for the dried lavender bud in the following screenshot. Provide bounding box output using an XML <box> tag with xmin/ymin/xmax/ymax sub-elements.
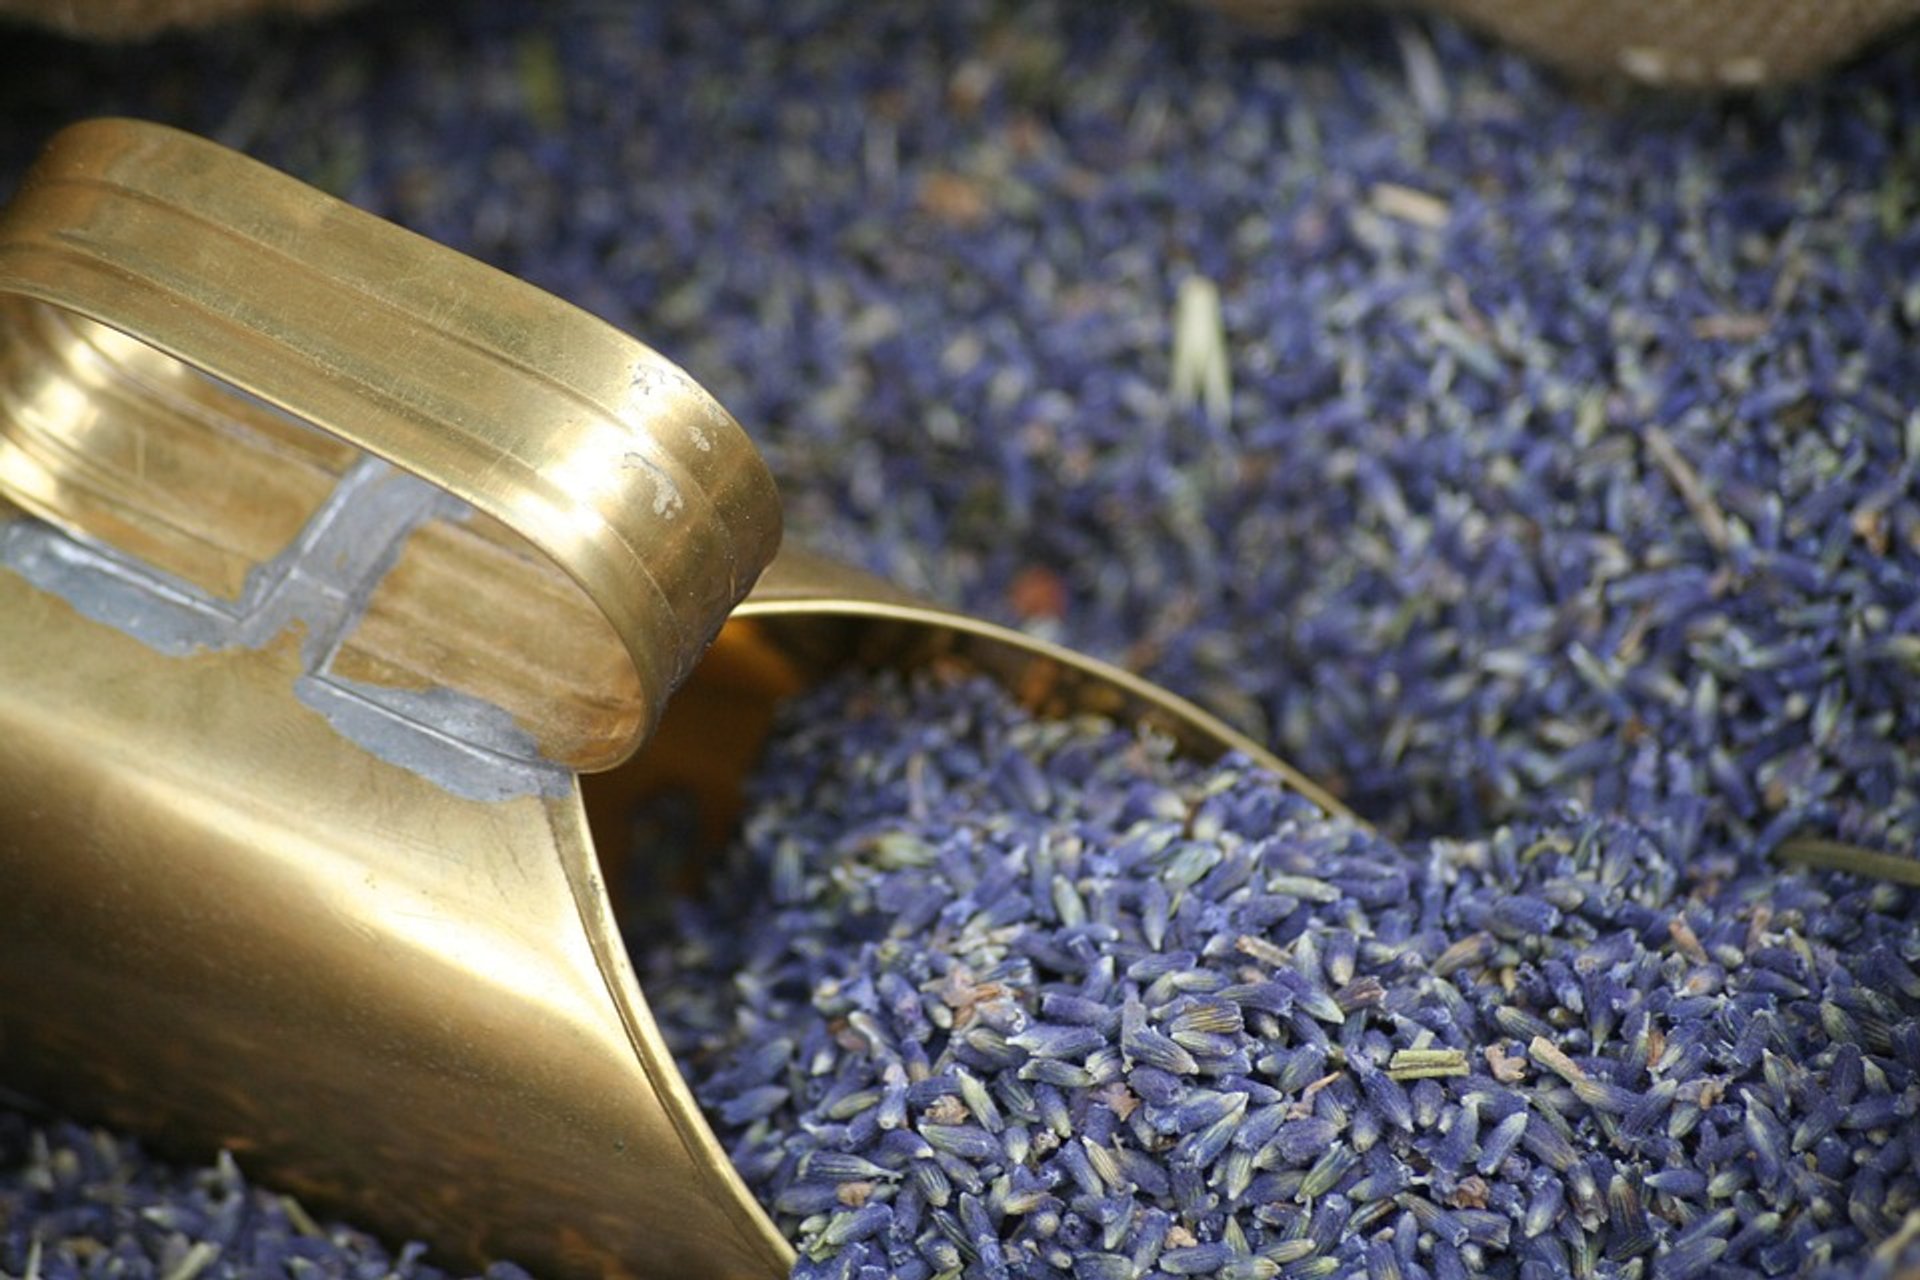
<box><xmin>642</xmin><ymin>671</ymin><xmax>1920</xmax><ymax>1278</ymax></box>
<box><xmin>0</xmin><ymin>1121</ymin><xmax>516</xmax><ymax>1280</ymax></box>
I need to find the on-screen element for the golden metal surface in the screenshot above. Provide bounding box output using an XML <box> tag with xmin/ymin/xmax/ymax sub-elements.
<box><xmin>0</xmin><ymin>119</ymin><xmax>1350</xmax><ymax>1280</ymax></box>
<box><xmin>606</xmin><ymin>549</ymin><xmax>1347</xmax><ymax>862</ymax></box>
<box><xmin>0</xmin><ymin>596</ymin><xmax>789</xmax><ymax>1278</ymax></box>
<box><xmin>739</xmin><ymin>547</ymin><xmax>1343</xmax><ymax>811</ymax></box>
<box><xmin>0</xmin><ymin>117</ymin><xmax>790</xmax><ymax>1280</ymax></box>
<box><xmin>0</xmin><ymin>117</ymin><xmax>781</xmax><ymax>770</ymax></box>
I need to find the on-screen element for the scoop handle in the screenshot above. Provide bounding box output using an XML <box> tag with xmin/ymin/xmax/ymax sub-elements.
<box><xmin>0</xmin><ymin>117</ymin><xmax>782</xmax><ymax>770</ymax></box>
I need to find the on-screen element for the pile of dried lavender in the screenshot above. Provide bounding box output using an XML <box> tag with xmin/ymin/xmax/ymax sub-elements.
<box><xmin>3</xmin><ymin>0</ymin><xmax>1920</xmax><ymax>1275</ymax></box>
<box><xmin>644</xmin><ymin>670</ymin><xmax>1920</xmax><ymax>1279</ymax></box>
<box><xmin>7</xmin><ymin>0</ymin><xmax>1919</xmax><ymax>862</ymax></box>
<box><xmin>0</xmin><ymin>1115</ymin><xmax>537</xmax><ymax>1280</ymax></box>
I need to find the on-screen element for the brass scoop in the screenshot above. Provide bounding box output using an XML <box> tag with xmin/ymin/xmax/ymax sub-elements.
<box><xmin>0</xmin><ymin>120</ymin><xmax>1344</xmax><ymax>1280</ymax></box>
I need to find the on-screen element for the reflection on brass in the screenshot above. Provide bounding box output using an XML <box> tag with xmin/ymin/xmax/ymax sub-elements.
<box><xmin>0</xmin><ymin>118</ymin><xmax>790</xmax><ymax>1280</ymax></box>
<box><xmin>0</xmin><ymin>121</ymin><xmax>1347</xmax><ymax>1280</ymax></box>
<box><xmin>0</xmin><ymin>118</ymin><xmax>781</xmax><ymax>769</ymax></box>
<box><xmin>602</xmin><ymin>548</ymin><xmax>1346</xmax><ymax>870</ymax></box>
<box><xmin>0</xmin><ymin>298</ymin><xmax>359</xmax><ymax>598</ymax></box>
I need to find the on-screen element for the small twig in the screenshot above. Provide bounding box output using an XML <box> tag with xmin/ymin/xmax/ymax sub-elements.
<box><xmin>1387</xmin><ymin>1048</ymin><xmax>1470</xmax><ymax>1080</ymax></box>
<box><xmin>160</xmin><ymin>1241</ymin><xmax>220</xmax><ymax>1280</ymax></box>
<box><xmin>1874</xmin><ymin>1208</ymin><xmax>1920</xmax><ymax>1263</ymax></box>
<box><xmin>1394</xmin><ymin>20</ymin><xmax>1450</xmax><ymax>122</ymax></box>
<box><xmin>1775</xmin><ymin>837</ymin><xmax>1920</xmax><ymax>887</ymax></box>
<box><xmin>1369</xmin><ymin>182</ymin><xmax>1451</xmax><ymax>229</ymax></box>
<box><xmin>1170</xmin><ymin>275</ymin><xmax>1232</xmax><ymax>426</ymax></box>
<box><xmin>1643</xmin><ymin>426</ymin><xmax>1732</xmax><ymax>554</ymax></box>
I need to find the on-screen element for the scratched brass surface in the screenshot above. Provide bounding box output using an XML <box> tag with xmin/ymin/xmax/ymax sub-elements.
<box><xmin>740</xmin><ymin>547</ymin><xmax>1334</xmax><ymax>804</ymax></box>
<box><xmin>0</xmin><ymin>117</ymin><xmax>790</xmax><ymax>1280</ymax></box>
<box><xmin>0</xmin><ymin>117</ymin><xmax>781</xmax><ymax>770</ymax></box>
<box><xmin>0</xmin><ymin>119</ymin><xmax>1351</xmax><ymax>1280</ymax></box>
<box><xmin>0</xmin><ymin>587</ymin><xmax>791</xmax><ymax>1278</ymax></box>
<box><xmin>600</xmin><ymin>549</ymin><xmax>1353</xmax><ymax>909</ymax></box>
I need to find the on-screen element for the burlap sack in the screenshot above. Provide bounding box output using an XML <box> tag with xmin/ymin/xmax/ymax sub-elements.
<box><xmin>1202</xmin><ymin>0</ymin><xmax>1920</xmax><ymax>86</ymax></box>
<box><xmin>4</xmin><ymin>0</ymin><xmax>1916</xmax><ymax>84</ymax></box>
<box><xmin>0</xmin><ymin>0</ymin><xmax>349</xmax><ymax>38</ymax></box>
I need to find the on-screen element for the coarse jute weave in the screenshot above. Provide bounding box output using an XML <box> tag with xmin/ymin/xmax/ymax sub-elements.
<box><xmin>0</xmin><ymin>0</ymin><xmax>348</xmax><ymax>38</ymax></box>
<box><xmin>1202</xmin><ymin>0</ymin><xmax>1920</xmax><ymax>85</ymax></box>
<box><xmin>6</xmin><ymin>0</ymin><xmax>1919</xmax><ymax>86</ymax></box>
